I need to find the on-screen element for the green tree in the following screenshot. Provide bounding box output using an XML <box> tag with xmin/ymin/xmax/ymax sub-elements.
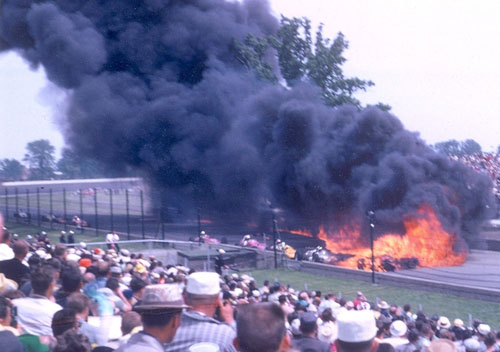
<box><xmin>234</xmin><ymin>16</ymin><xmax>383</xmax><ymax>109</ymax></box>
<box><xmin>433</xmin><ymin>139</ymin><xmax>482</xmax><ymax>156</ymax></box>
<box><xmin>57</xmin><ymin>148</ymin><xmax>107</xmax><ymax>179</ymax></box>
<box><xmin>0</xmin><ymin>159</ymin><xmax>24</xmax><ymax>181</ymax></box>
<box><xmin>23</xmin><ymin>139</ymin><xmax>56</xmax><ymax>180</ymax></box>
<box><xmin>460</xmin><ymin>139</ymin><xmax>482</xmax><ymax>155</ymax></box>
<box><xmin>433</xmin><ymin>140</ymin><xmax>461</xmax><ymax>156</ymax></box>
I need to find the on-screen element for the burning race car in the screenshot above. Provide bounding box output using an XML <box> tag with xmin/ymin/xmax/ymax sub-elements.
<box><xmin>297</xmin><ymin>246</ymin><xmax>335</xmax><ymax>263</ymax></box>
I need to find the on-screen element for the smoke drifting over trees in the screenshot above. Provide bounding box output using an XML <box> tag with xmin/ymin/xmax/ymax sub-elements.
<box><xmin>0</xmin><ymin>0</ymin><xmax>496</xmax><ymax>246</ymax></box>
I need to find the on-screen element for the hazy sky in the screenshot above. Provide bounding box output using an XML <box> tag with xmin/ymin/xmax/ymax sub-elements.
<box><xmin>1</xmin><ymin>0</ymin><xmax>500</xmax><ymax>161</ymax></box>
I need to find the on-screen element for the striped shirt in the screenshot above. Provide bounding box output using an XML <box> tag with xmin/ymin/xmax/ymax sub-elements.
<box><xmin>165</xmin><ymin>311</ymin><xmax>236</xmax><ymax>352</ymax></box>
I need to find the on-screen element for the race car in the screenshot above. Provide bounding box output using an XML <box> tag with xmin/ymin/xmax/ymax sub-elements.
<box><xmin>269</xmin><ymin>239</ymin><xmax>297</xmax><ymax>259</ymax></box>
<box><xmin>239</xmin><ymin>234</ymin><xmax>266</xmax><ymax>250</ymax></box>
<box><xmin>189</xmin><ymin>231</ymin><xmax>221</xmax><ymax>244</ymax></box>
<box><xmin>298</xmin><ymin>246</ymin><xmax>335</xmax><ymax>263</ymax></box>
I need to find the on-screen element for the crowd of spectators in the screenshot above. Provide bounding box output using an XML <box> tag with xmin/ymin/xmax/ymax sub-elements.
<box><xmin>452</xmin><ymin>152</ymin><xmax>500</xmax><ymax>200</ymax></box>
<box><xmin>0</xmin><ymin>212</ymin><xmax>499</xmax><ymax>352</ymax></box>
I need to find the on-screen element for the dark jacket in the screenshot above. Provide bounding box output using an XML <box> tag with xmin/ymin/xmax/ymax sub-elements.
<box><xmin>0</xmin><ymin>258</ymin><xmax>30</xmax><ymax>286</ymax></box>
<box><xmin>292</xmin><ymin>335</ymin><xmax>331</xmax><ymax>352</ymax></box>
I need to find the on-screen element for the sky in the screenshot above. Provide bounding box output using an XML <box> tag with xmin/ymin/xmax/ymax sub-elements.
<box><xmin>1</xmin><ymin>0</ymin><xmax>500</xmax><ymax>161</ymax></box>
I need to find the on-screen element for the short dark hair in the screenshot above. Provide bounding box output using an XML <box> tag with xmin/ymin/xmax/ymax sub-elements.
<box><xmin>140</xmin><ymin>310</ymin><xmax>181</xmax><ymax>328</ymax></box>
<box><xmin>338</xmin><ymin>339</ymin><xmax>374</xmax><ymax>352</ymax></box>
<box><xmin>0</xmin><ymin>296</ymin><xmax>11</xmax><ymax>320</ymax></box>
<box><xmin>408</xmin><ymin>329</ymin><xmax>420</xmax><ymax>343</ymax></box>
<box><xmin>237</xmin><ymin>303</ymin><xmax>286</xmax><ymax>352</ymax></box>
<box><xmin>53</xmin><ymin>329</ymin><xmax>91</xmax><ymax>352</ymax></box>
<box><xmin>52</xmin><ymin>308</ymin><xmax>77</xmax><ymax>337</ymax></box>
<box><xmin>105</xmin><ymin>277</ymin><xmax>120</xmax><ymax>291</ymax></box>
<box><xmin>13</xmin><ymin>240</ymin><xmax>29</xmax><ymax>257</ymax></box>
<box><xmin>61</xmin><ymin>267</ymin><xmax>83</xmax><ymax>293</ymax></box>
<box><xmin>54</xmin><ymin>244</ymin><xmax>67</xmax><ymax>258</ymax></box>
<box><xmin>130</xmin><ymin>276</ymin><xmax>148</xmax><ymax>293</ymax></box>
<box><xmin>31</xmin><ymin>265</ymin><xmax>57</xmax><ymax>295</ymax></box>
<box><xmin>121</xmin><ymin>311</ymin><xmax>142</xmax><ymax>335</ymax></box>
<box><xmin>96</xmin><ymin>262</ymin><xmax>110</xmax><ymax>278</ymax></box>
<box><xmin>67</xmin><ymin>293</ymin><xmax>91</xmax><ymax>314</ymax></box>
<box><xmin>374</xmin><ymin>342</ymin><xmax>394</xmax><ymax>352</ymax></box>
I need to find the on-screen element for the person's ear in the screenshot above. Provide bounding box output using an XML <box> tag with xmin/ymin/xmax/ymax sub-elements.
<box><xmin>233</xmin><ymin>337</ymin><xmax>241</xmax><ymax>351</ymax></box>
<box><xmin>278</xmin><ymin>333</ymin><xmax>291</xmax><ymax>351</ymax></box>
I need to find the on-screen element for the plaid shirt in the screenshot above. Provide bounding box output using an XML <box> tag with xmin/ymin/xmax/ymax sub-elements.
<box><xmin>165</xmin><ymin>311</ymin><xmax>236</xmax><ymax>352</ymax></box>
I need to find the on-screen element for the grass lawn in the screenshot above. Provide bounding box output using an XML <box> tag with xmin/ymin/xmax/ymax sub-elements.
<box><xmin>246</xmin><ymin>268</ymin><xmax>500</xmax><ymax>328</ymax></box>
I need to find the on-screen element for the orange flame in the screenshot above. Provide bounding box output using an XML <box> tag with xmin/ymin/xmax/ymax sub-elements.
<box><xmin>281</xmin><ymin>228</ymin><xmax>313</xmax><ymax>238</ymax></box>
<box><xmin>304</xmin><ymin>206</ymin><xmax>466</xmax><ymax>270</ymax></box>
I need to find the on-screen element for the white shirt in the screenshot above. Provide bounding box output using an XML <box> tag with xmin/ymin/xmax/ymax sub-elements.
<box><xmin>106</xmin><ymin>233</ymin><xmax>114</xmax><ymax>243</ymax></box>
<box><xmin>0</xmin><ymin>243</ymin><xmax>14</xmax><ymax>260</ymax></box>
<box><xmin>13</xmin><ymin>295</ymin><xmax>62</xmax><ymax>336</ymax></box>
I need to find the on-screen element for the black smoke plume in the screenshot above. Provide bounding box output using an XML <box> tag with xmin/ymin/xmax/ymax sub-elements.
<box><xmin>1</xmin><ymin>0</ymin><xmax>496</xmax><ymax>247</ymax></box>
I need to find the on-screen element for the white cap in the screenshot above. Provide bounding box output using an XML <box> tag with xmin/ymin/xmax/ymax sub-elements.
<box><xmin>337</xmin><ymin>310</ymin><xmax>376</xmax><ymax>343</ymax></box>
<box><xmin>477</xmin><ymin>324</ymin><xmax>490</xmax><ymax>335</ymax></box>
<box><xmin>217</xmin><ymin>249</ymin><xmax>226</xmax><ymax>254</ymax></box>
<box><xmin>464</xmin><ymin>338</ymin><xmax>480</xmax><ymax>351</ymax></box>
<box><xmin>390</xmin><ymin>320</ymin><xmax>408</xmax><ymax>337</ymax></box>
<box><xmin>188</xmin><ymin>343</ymin><xmax>219</xmax><ymax>352</ymax></box>
<box><xmin>186</xmin><ymin>272</ymin><xmax>220</xmax><ymax>295</ymax></box>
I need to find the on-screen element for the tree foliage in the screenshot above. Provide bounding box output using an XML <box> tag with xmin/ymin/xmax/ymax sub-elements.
<box><xmin>57</xmin><ymin>148</ymin><xmax>108</xmax><ymax>179</ymax></box>
<box><xmin>233</xmin><ymin>16</ymin><xmax>384</xmax><ymax>109</ymax></box>
<box><xmin>23</xmin><ymin>139</ymin><xmax>56</xmax><ymax>180</ymax></box>
<box><xmin>433</xmin><ymin>139</ymin><xmax>482</xmax><ymax>157</ymax></box>
<box><xmin>0</xmin><ymin>159</ymin><xmax>23</xmax><ymax>181</ymax></box>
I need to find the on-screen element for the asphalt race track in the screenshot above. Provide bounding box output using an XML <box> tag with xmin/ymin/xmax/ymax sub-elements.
<box><xmin>385</xmin><ymin>249</ymin><xmax>500</xmax><ymax>291</ymax></box>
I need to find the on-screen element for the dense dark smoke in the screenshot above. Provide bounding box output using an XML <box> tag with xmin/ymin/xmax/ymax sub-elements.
<box><xmin>1</xmin><ymin>0</ymin><xmax>496</xmax><ymax>246</ymax></box>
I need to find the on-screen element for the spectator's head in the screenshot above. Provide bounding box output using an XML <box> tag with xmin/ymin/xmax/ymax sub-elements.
<box><xmin>390</xmin><ymin>320</ymin><xmax>408</xmax><ymax>338</ymax></box>
<box><xmin>53</xmin><ymin>329</ymin><xmax>91</xmax><ymax>352</ymax></box>
<box><xmin>484</xmin><ymin>332</ymin><xmax>496</xmax><ymax>348</ymax></box>
<box><xmin>61</xmin><ymin>266</ymin><xmax>83</xmax><ymax>294</ymax></box>
<box><xmin>67</xmin><ymin>293</ymin><xmax>91</xmax><ymax>319</ymax></box>
<box><xmin>408</xmin><ymin>329</ymin><xmax>420</xmax><ymax>344</ymax></box>
<box><xmin>321</xmin><ymin>308</ymin><xmax>334</xmax><ymax>323</ymax></box>
<box><xmin>96</xmin><ymin>261</ymin><xmax>110</xmax><ymax>278</ymax></box>
<box><xmin>32</xmin><ymin>265</ymin><xmax>57</xmax><ymax>296</ymax></box>
<box><xmin>377</xmin><ymin>343</ymin><xmax>395</xmax><ymax>352</ymax></box>
<box><xmin>135</xmin><ymin>284</ymin><xmax>188</xmax><ymax>344</ymax></box>
<box><xmin>235</xmin><ymin>302</ymin><xmax>289</xmax><ymax>352</ymax></box>
<box><xmin>429</xmin><ymin>339</ymin><xmax>456</xmax><ymax>352</ymax></box>
<box><xmin>121</xmin><ymin>311</ymin><xmax>142</xmax><ymax>336</ymax></box>
<box><xmin>54</xmin><ymin>244</ymin><xmax>67</xmax><ymax>259</ymax></box>
<box><xmin>105</xmin><ymin>277</ymin><xmax>120</xmax><ymax>292</ymax></box>
<box><xmin>130</xmin><ymin>276</ymin><xmax>148</xmax><ymax>298</ymax></box>
<box><xmin>13</xmin><ymin>240</ymin><xmax>29</xmax><ymax>260</ymax></box>
<box><xmin>464</xmin><ymin>338</ymin><xmax>480</xmax><ymax>352</ymax></box>
<box><xmin>1</xmin><ymin>230</ymin><xmax>11</xmax><ymax>244</ymax></box>
<box><xmin>336</xmin><ymin>310</ymin><xmax>377</xmax><ymax>352</ymax></box>
<box><xmin>52</xmin><ymin>308</ymin><xmax>78</xmax><ymax>337</ymax></box>
<box><xmin>0</xmin><ymin>296</ymin><xmax>12</xmax><ymax>327</ymax></box>
<box><xmin>299</xmin><ymin>312</ymin><xmax>318</xmax><ymax>336</ymax></box>
<box><xmin>184</xmin><ymin>272</ymin><xmax>221</xmax><ymax>315</ymax></box>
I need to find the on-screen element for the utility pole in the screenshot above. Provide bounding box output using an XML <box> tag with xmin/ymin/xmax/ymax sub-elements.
<box><xmin>368</xmin><ymin>210</ymin><xmax>376</xmax><ymax>284</ymax></box>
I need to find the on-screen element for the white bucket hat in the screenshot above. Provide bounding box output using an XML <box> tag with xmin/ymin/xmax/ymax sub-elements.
<box><xmin>337</xmin><ymin>310</ymin><xmax>376</xmax><ymax>343</ymax></box>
